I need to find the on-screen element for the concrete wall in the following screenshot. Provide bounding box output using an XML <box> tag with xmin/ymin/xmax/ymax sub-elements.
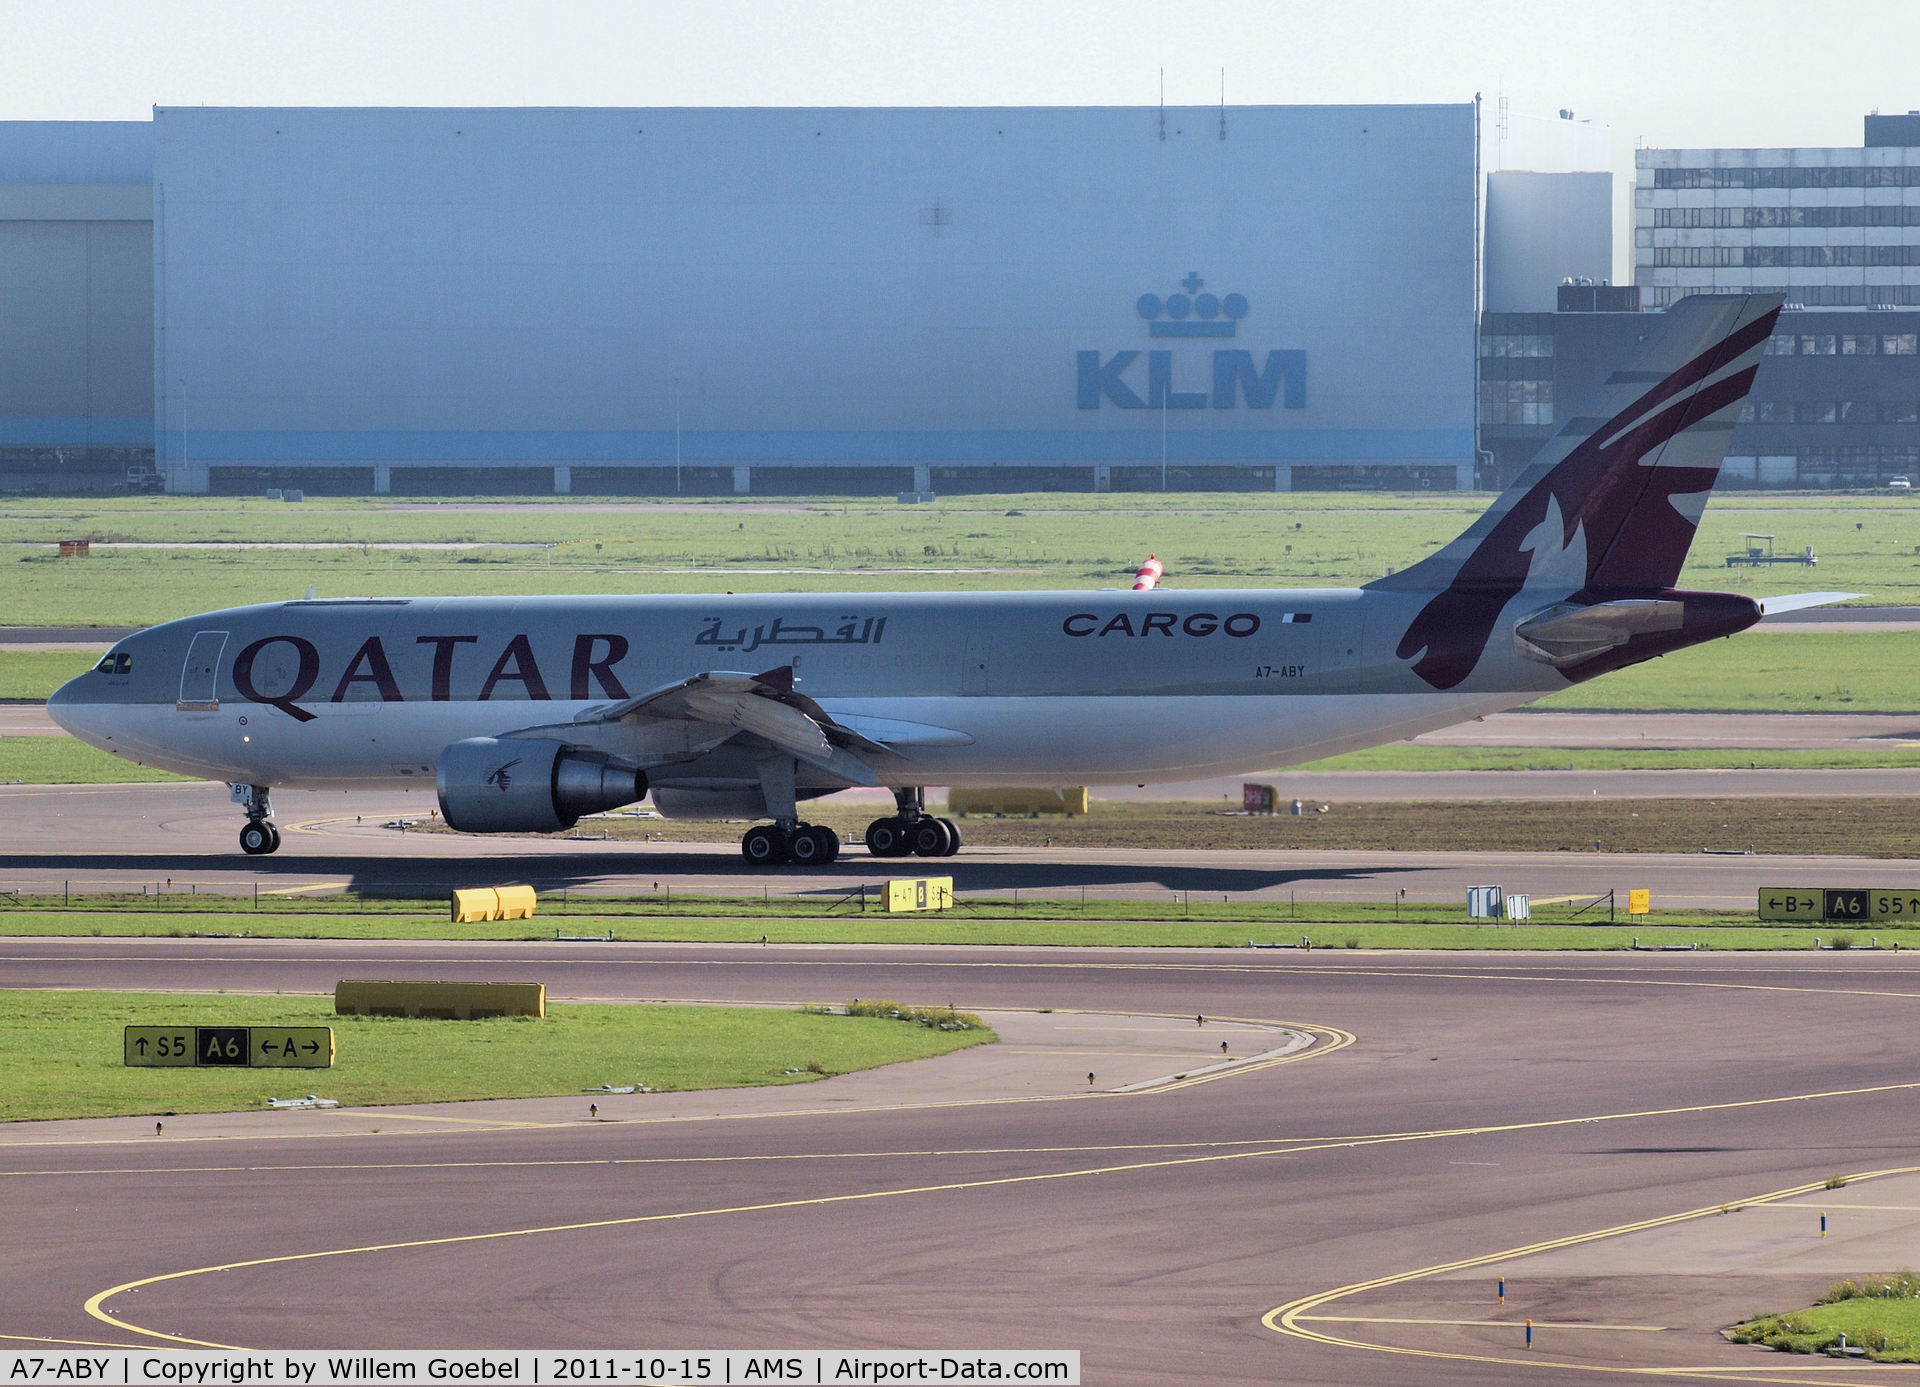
<box><xmin>152</xmin><ymin>105</ymin><xmax>1478</xmax><ymax>492</ymax></box>
<box><xmin>1484</xmin><ymin>171</ymin><xmax>1613</xmax><ymax>312</ymax></box>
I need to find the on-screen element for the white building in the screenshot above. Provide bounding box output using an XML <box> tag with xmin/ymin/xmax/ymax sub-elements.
<box><xmin>1636</xmin><ymin>114</ymin><xmax>1920</xmax><ymax>309</ymax></box>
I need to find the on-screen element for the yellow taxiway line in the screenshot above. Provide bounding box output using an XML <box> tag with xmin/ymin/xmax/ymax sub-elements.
<box><xmin>81</xmin><ymin>1078</ymin><xmax>1920</xmax><ymax>1352</ymax></box>
<box><xmin>1265</xmin><ymin>1164</ymin><xmax>1920</xmax><ymax>1383</ymax></box>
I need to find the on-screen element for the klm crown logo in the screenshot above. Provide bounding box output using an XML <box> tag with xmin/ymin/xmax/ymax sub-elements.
<box><xmin>1077</xmin><ymin>272</ymin><xmax>1304</xmax><ymax>412</ymax></box>
<box><xmin>1137</xmin><ymin>272</ymin><xmax>1248</xmax><ymax>338</ymax></box>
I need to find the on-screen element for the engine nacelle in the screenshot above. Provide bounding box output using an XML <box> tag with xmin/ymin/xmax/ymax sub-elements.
<box><xmin>437</xmin><ymin>737</ymin><xmax>646</xmax><ymax>834</ymax></box>
<box><xmin>649</xmin><ymin>786</ymin><xmax>769</xmax><ymax>822</ymax></box>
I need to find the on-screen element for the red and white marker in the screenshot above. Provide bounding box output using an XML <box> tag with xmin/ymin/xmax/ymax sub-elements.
<box><xmin>1132</xmin><ymin>555</ymin><xmax>1163</xmax><ymax>591</ymax></box>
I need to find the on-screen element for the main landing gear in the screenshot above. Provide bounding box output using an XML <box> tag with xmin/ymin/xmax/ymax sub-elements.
<box><xmin>865</xmin><ymin>787</ymin><xmax>961</xmax><ymax>859</ymax></box>
<box><xmin>231</xmin><ymin>783</ymin><xmax>281</xmax><ymax>856</ymax></box>
<box><xmin>740</xmin><ymin>821</ymin><xmax>842</xmax><ymax>867</ymax></box>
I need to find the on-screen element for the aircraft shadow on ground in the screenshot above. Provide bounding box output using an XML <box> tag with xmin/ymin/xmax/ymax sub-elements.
<box><xmin>1</xmin><ymin>849</ymin><xmax>1422</xmax><ymax>898</ymax></box>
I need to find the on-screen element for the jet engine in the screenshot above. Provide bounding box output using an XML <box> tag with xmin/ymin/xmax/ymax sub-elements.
<box><xmin>437</xmin><ymin>737</ymin><xmax>646</xmax><ymax>833</ymax></box>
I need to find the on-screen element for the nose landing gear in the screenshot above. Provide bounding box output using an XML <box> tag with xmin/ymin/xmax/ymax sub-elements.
<box><xmin>231</xmin><ymin>783</ymin><xmax>281</xmax><ymax>855</ymax></box>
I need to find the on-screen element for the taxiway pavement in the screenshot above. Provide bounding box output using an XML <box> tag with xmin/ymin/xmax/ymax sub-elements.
<box><xmin>0</xmin><ymin>779</ymin><xmax>1915</xmax><ymax>907</ymax></box>
<box><xmin>5</xmin><ymin>942</ymin><xmax>1920</xmax><ymax>1384</ymax></box>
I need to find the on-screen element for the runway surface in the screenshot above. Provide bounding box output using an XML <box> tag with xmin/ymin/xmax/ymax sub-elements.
<box><xmin>1</xmin><ymin>779</ymin><xmax>1916</xmax><ymax>906</ymax></box>
<box><xmin>6</xmin><ymin>940</ymin><xmax>1920</xmax><ymax>1385</ymax></box>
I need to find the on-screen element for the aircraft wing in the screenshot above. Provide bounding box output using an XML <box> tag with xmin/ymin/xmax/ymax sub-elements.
<box><xmin>573</xmin><ymin>665</ymin><xmax>882</xmax><ymax>784</ymax></box>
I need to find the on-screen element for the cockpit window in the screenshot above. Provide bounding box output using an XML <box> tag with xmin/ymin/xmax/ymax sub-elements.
<box><xmin>95</xmin><ymin>652</ymin><xmax>132</xmax><ymax>675</ymax></box>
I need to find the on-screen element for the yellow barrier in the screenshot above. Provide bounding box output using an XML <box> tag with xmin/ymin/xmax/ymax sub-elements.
<box><xmin>885</xmin><ymin>877</ymin><xmax>954</xmax><ymax>913</ymax></box>
<box><xmin>451</xmin><ymin>888</ymin><xmax>497</xmax><ymax>923</ymax></box>
<box><xmin>494</xmin><ymin>885</ymin><xmax>538</xmax><ymax>920</ymax></box>
<box><xmin>335</xmin><ymin>979</ymin><xmax>546</xmax><ymax>1019</ymax></box>
<box><xmin>946</xmin><ymin>787</ymin><xmax>1089</xmax><ymax>816</ymax></box>
<box><xmin>451</xmin><ymin>885</ymin><xmax>538</xmax><ymax>923</ymax></box>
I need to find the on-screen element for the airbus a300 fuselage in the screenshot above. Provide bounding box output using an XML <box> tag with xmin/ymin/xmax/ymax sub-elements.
<box><xmin>49</xmin><ymin>293</ymin><xmax>1829</xmax><ymax>865</ymax></box>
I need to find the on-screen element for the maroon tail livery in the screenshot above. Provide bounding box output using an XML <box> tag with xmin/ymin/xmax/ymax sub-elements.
<box><xmin>1375</xmin><ymin>293</ymin><xmax>1784</xmax><ymax>689</ymax></box>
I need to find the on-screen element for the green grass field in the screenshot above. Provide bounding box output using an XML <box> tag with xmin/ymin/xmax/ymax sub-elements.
<box><xmin>0</xmin><ymin>735</ymin><xmax>186</xmax><ymax>783</ymax></box>
<box><xmin>4</xmin><ymin>491</ymin><xmax>1919</xmax><ymax>625</ymax></box>
<box><xmin>0</xmin><ymin>896</ymin><xmax>1907</xmax><ymax>951</ymax></box>
<box><xmin>1733</xmin><ymin>1272</ymin><xmax>1920</xmax><ymax>1363</ymax></box>
<box><xmin>0</xmin><ymin>649</ymin><xmax>97</xmax><ymax>699</ymax></box>
<box><xmin>1535</xmin><ymin>630</ymin><xmax>1920</xmax><ymax>713</ymax></box>
<box><xmin>0</xmin><ymin>989</ymin><xmax>993</xmax><ymax>1122</ymax></box>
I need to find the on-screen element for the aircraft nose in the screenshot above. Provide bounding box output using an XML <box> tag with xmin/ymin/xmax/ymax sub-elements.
<box><xmin>44</xmin><ymin>673</ymin><xmax>90</xmax><ymax>738</ymax></box>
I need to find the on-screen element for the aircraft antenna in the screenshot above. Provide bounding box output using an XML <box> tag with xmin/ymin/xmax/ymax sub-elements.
<box><xmin>1159</xmin><ymin>69</ymin><xmax>1166</xmax><ymax>141</ymax></box>
<box><xmin>1219</xmin><ymin>69</ymin><xmax>1227</xmax><ymax>140</ymax></box>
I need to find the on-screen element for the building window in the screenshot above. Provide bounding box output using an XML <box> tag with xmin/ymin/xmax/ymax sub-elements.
<box><xmin>1652</xmin><ymin>165</ymin><xmax>1920</xmax><ymax>189</ymax></box>
<box><xmin>1479</xmin><ymin>378</ymin><xmax>1554</xmax><ymax>429</ymax></box>
<box><xmin>1800</xmin><ymin>335</ymin><xmax>1838</xmax><ymax>356</ymax></box>
<box><xmin>1886</xmin><ymin>334</ymin><xmax>1919</xmax><ymax>355</ymax></box>
<box><xmin>1765</xmin><ymin>334</ymin><xmax>1796</xmax><ymax>356</ymax></box>
<box><xmin>1479</xmin><ymin>333</ymin><xmax>1554</xmax><ymax>359</ymax></box>
<box><xmin>1881</xmin><ymin>402</ymin><xmax>1920</xmax><ymax>424</ymax></box>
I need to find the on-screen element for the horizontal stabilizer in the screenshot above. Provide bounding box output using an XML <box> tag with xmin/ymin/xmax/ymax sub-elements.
<box><xmin>1757</xmin><ymin>591</ymin><xmax>1866</xmax><ymax>616</ymax></box>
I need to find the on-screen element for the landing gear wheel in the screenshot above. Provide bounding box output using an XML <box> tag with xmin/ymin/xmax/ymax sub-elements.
<box><xmin>742</xmin><ymin>823</ymin><xmax>790</xmax><ymax>866</ymax></box>
<box><xmin>865</xmin><ymin>817</ymin><xmax>911</xmax><ymax>857</ymax></box>
<box><xmin>911</xmin><ymin>817</ymin><xmax>955</xmax><ymax>858</ymax></box>
<box><xmin>266</xmin><ymin>824</ymin><xmax>283</xmax><ymax>853</ymax></box>
<box><xmin>786</xmin><ymin>824</ymin><xmax>837</xmax><ymax>866</ymax></box>
<box><xmin>239</xmin><ymin>821</ymin><xmax>276</xmax><ymax>856</ymax></box>
<box><xmin>935</xmin><ymin>816</ymin><xmax>961</xmax><ymax>856</ymax></box>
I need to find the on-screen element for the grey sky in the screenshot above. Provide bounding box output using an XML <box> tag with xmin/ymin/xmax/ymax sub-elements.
<box><xmin>1</xmin><ymin>0</ymin><xmax>1913</xmax><ymax>151</ymax></box>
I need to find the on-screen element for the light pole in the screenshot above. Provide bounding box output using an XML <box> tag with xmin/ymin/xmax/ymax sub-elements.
<box><xmin>673</xmin><ymin>378</ymin><xmax>682</xmax><ymax>495</ymax></box>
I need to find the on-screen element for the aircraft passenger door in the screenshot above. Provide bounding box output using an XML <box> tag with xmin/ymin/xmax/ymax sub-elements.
<box><xmin>962</xmin><ymin>630</ymin><xmax>990</xmax><ymax>695</ymax></box>
<box><xmin>178</xmin><ymin>631</ymin><xmax>228</xmax><ymax>711</ymax></box>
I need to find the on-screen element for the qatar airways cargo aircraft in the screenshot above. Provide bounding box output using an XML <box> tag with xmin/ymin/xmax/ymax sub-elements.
<box><xmin>49</xmin><ymin>293</ymin><xmax>1844</xmax><ymax>866</ymax></box>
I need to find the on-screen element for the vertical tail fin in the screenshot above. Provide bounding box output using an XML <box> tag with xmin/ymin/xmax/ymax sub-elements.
<box><xmin>1374</xmin><ymin>292</ymin><xmax>1782</xmax><ymax>689</ymax></box>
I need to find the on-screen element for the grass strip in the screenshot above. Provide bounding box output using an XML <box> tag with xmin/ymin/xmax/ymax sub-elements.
<box><xmin>1731</xmin><ymin>1271</ymin><xmax>1920</xmax><ymax>1363</ymax></box>
<box><xmin>0</xmin><ymin>989</ymin><xmax>994</xmax><ymax>1122</ymax></box>
<box><xmin>5</xmin><ymin>491</ymin><xmax>1920</xmax><ymax>622</ymax></box>
<box><xmin>0</xmin><ymin>650</ymin><xmax>100</xmax><ymax>700</ymax></box>
<box><xmin>0</xmin><ymin>735</ymin><xmax>188</xmax><ymax>783</ymax></box>
<box><xmin>0</xmin><ymin>903</ymin><xmax>1912</xmax><ymax>950</ymax></box>
<box><xmin>1301</xmin><ymin>746</ymin><xmax>1920</xmax><ymax>772</ymax></box>
<box><xmin>1535</xmin><ymin>630</ymin><xmax>1920</xmax><ymax>714</ymax></box>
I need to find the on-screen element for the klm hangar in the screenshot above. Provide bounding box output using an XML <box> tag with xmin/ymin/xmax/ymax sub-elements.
<box><xmin>135</xmin><ymin>105</ymin><xmax>1477</xmax><ymax>494</ymax></box>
